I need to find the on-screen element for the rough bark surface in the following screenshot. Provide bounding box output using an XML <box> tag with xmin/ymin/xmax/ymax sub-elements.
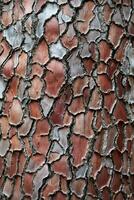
<box><xmin>0</xmin><ymin>0</ymin><xmax>134</xmax><ymax>199</ymax></box>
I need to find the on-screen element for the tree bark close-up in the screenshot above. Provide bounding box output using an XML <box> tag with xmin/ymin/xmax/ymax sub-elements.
<box><xmin>0</xmin><ymin>0</ymin><xmax>134</xmax><ymax>199</ymax></box>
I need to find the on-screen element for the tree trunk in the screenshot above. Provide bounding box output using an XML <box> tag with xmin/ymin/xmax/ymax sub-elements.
<box><xmin>0</xmin><ymin>0</ymin><xmax>134</xmax><ymax>199</ymax></box>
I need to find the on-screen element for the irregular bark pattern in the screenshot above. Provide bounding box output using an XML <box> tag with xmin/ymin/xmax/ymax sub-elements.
<box><xmin>0</xmin><ymin>0</ymin><xmax>134</xmax><ymax>199</ymax></box>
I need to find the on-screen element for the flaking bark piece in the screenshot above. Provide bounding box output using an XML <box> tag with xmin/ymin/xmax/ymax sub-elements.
<box><xmin>28</xmin><ymin>76</ymin><xmax>43</xmax><ymax>100</ymax></box>
<box><xmin>44</xmin><ymin>17</ymin><xmax>59</xmax><ymax>44</ymax></box>
<box><xmin>33</xmin><ymin>164</ymin><xmax>49</xmax><ymax>200</ymax></box>
<box><xmin>45</xmin><ymin>59</ymin><xmax>65</xmax><ymax>97</ymax></box>
<box><xmin>71</xmin><ymin>134</ymin><xmax>88</xmax><ymax>167</ymax></box>
<box><xmin>32</xmin><ymin>39</ymin><xmax>49</xmax><ymax>65</ymax></box>
<box><xmin>9</xmin><ymin>99</ymin><xmax>23</xmax><ymax>125</ymax></box>
<box><xmin>0</xmin><ymin>139</ymin><xmax>10</xmax><ymax>157</ymax></box>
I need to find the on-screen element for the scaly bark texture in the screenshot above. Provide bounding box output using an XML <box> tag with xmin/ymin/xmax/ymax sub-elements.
<box><xmin>0</xmin><ymin>0</ymin><xmax>134</xmax><ymax>199</ymax></box>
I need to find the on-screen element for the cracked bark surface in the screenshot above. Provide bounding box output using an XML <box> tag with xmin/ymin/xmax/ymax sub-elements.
<box><xmin>0</xmin><ymin>0</ymin><xmax>134</xmax><ymax>199</ymax></box>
